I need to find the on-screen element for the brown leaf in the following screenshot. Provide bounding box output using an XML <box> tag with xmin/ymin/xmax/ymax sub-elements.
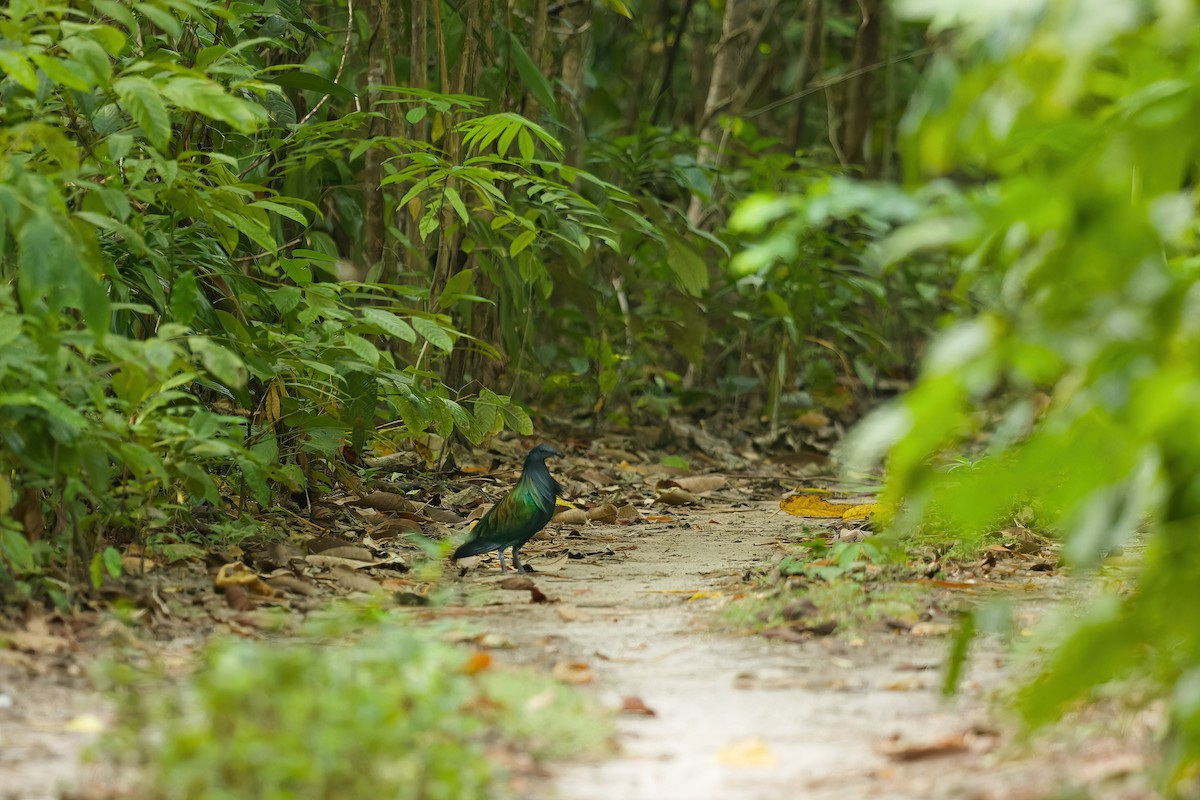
<box><xmin>578</xmin><ymin>469</ymin><xmax>618</xmax><ymax>488</ymax></box>
<box><xmin>659</xmin><ymin>475</ymin><xmax>727</xmax><ymax>494</ymax></box>
<box><xmin>317</xmin><ymin>545</ymin><xmax>375</xmax><ymax>562</ymax></box>
<box><xmin>422</xmin><ymin>507</ymin><xmax>466</xmax><ymax>524</ymax></box>
<box><xmin>331</xmin><ymin>565</ymin><xmax>383</xmax><ymax>594</ymax></box>
<box><xmin>620</xmin><ymin>695</ymin><xmax>657</xmax><ymax>716</ymax></box>
<box><xmin>223</xmin><ymin>584</ymin><xmax>255</xmax><ymax>611</ymax></box>
<box><xmin>370</xmin><ymin>517</ymin><xmax>424</xmax><ymax>538</ymax></box>
<box><xmin>656</xmin><ymin>487</ymin><xmax>698</xmax><ymax>506</ymax></box>
<box><xmin>910</xmin><ymin>622</ymin><xmax>954</xmax><ymax>637</ymax></box>
<box><xmin>552</xmin><ymin>660</ymin><xmax>593</xmax><ymax>685</ymax></box>
<box><xmin>15</xmin><ymin>489</ymin><xmax>44</xmax><ymax>541</ymax></box>
<box><xmin>616</xmin><ymin>504</ymin><xmax>640</xmax><ymax>520</ymax></box>
<box><xmin>266</xmin><ymin>575</ymin><xmax>320</xmax><ymax>596</ymax></box>
<box><xmin>305</xmin><ymin>555</ymin><xmax>372</xmax><ymax>571</ymax></box>
<box><xmin>552</xmin><ymin>508</ymin><xmax>588</xmax><ymax>525</ymax></box>
<box><xmin>876</xmin><ymin>733</ymin><xmax>969</xmax><ymax>762</ymax></box>
<box><xmin>794</xmin><ymin>411</ymin><xmax>831</xmax><ymax>429</ymax></box>
<box><xmin>351</xmin><ymin>491</ymin><xmax>417</xmax><ymax>513</ymax></box>
<box><xmin>498</xmin><ymin>575</ymin><xmax>536</xmax><ymax>590</ymax></box>
<box><xmin>586</xmin><ymin>503</ymin><xmax>619</xmax><ymax>523</ymax></box>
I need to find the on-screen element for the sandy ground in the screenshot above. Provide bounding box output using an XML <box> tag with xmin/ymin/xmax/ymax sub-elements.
<box><xmin>455</xmin><ymin>503</ymin><xmax>1155</xmax><ymax>800</ymax></box>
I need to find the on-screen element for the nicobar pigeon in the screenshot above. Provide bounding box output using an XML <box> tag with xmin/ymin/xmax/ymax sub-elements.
<box><xmin>452</xmin><ymin>444</ymin><xmax>563</xmax><ymax>573</ymax></box>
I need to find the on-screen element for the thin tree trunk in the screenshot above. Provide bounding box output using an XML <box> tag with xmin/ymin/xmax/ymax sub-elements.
<box><xmin>651</xmin><ymin>0</ymin><xmax>697</xmax><ymax>126</ymax></box>
<box><xmin>840</xmin><ymin>0</ymin><xmax>883</xmax><ymax>170</ymax></box>
<box><xmin>786</xmin><ymin>0</ymin><xmax>824</xmax><ymax>152</ymax></box>
<box><xmin>406</xmin><ymin>0</ymin><xmax>429</xmax><ymax>273</ymax></box>
<box><xmin>525</xmin><ymin>0</ymin><xmax>550</xmax><ymax>116</ymax></box>
<box><xmin>559</xmin><ymin>0</ymin><xmax>592</xmax><ymax>169</ymax></box>
<box><xmin>687</xmin><ymin>0</ymin><xmax>757</xmax><ymax>227</ymax></box>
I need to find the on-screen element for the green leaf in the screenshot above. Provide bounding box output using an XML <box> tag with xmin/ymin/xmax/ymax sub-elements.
<box><xmin>361</xmin><ymin>308</ymin><xmax>417</xmax><ymax>343</ymax></box>
<box><xmin>343</xmin><ymin>332</ymin><xmax>380</xmax><ymax>366</ymax></box>
<box><xmin>190</xmin><ymin>337</ymin><xmax>249</xmax><ymax>388</ymax></box>
<box><xmin>114</xmin><ymin>76</ymin><xmax>171</xmax><ymax>148</ymax></box>
<box><xmin>163</xmin><ymin>77</ymin><xmax>268</xmax><ymax>133</ymax></box>
<box><xmin>269</xmin><ymin>71</ymin><xmax>356</xmax><ymax>100</ymax></box>
<box><xmin>170</xmin><ymin>270</ymin><xmax>200</xmax><ymax>324</ymax></box>
<box><xmin>405</xmin><ymin>106</ymin><xmax>427</xmax><ymax>124</ymax></box>
<box><xmin>664</xmin><ymin>232</ymin><xmax>709</xmax><ymax>296</ymax></box>
<box><xmin>411</xmin><ymin>317</ymin><xmax>453</xmax><ymax>352</ymax></box>
<box><xmin>497</xmin><ymin>399</ymin><xmax>533</xmax><ymax>435</ymax></box>
<box><xmin>504</xmin><ymin>30</ymin><xmax>560</xmax><ymax>119</ymax></box>
<box><xmin>103</xmin><ymin>546</ymin><xmax>123</xmax><ymax>578</ymax></box>
<box><xmin>1</xmin><ymin>528</ymin><xmax>35</xmax><ymax>574</ymax></box>
<box><xmin>509</xmin><ymin>228</ymin><xmax>537</xmax><ymax>256</ymax></box>
<box><xmin>135</xmin><ymin>3</ymin><xmax>182</xmax><ymax>37</ymax></box>
<box><xmin>251</xmin><ymin>200</ymin><xmax>309</xmax><ymax>225</ymax></box>
<box><xmin>0</xmin><ymin>51</ymin><xmax>38</xmax><ymax>93</ymax></box>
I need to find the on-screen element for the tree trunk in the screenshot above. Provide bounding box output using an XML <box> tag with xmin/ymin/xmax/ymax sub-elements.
<box><xmin>840</xmin><ymin>0</ymin><xmax>883</xmax><ymax>170</ymax></box>
<box><xmin>559</xmin><ymin>0</ymin><xmax>592</xmax><ymax>169</ymax></box>
<box><xmin>786</xmin><ymin>0</ymin><xmax>824</xmax><ymax>152</ymax></box>
<box><xmin>687</xmin><ymin>0</ymin><xmax>757</xmax><ymax>227</ymax></box>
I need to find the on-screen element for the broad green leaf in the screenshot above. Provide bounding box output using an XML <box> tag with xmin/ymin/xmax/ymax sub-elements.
<box><xmin>251</xmin><ymin>199</ymin><xmax>309</xmax><ymax>225</ymax></box>
<box><xmin>163</xmin><ymin>77</ymin><xmax>268</xmax><ymax>133</ymax></box>
<box><xmin>103</xmin><ymin>546</ymin><xmax>122</xmax><ymax>578</ymax></box>
<box><xmin>0</xmin><ymin>51</ymin><xmax>37</xmax><ymax>93</ymax></box>
<box><xmin>270</xmin><ymin>71</ymin><xmax>356</xmax><ymax>100</ymax></box>
<box><xmin>665</xmin><ymin>232</ymin><xmax>709</xmax><ymax>296</ymax></box>
<box><xmin>0</xmin><ymin>528</ymin><xmax>35</xmax><ymax>574</ymax></box>
<box><xmin>170</xmin><ymin>270</ymin><xmax>200</xmax><ymax>324</ymax></box>
<box><xmin>412</xmin><ymin>317</ymin><xmax>454</xmax><ymax>352</ymax></box>
<box><xmin>504</xmin><ymin>30</ymin><xmax>560</xmax><ymax>119</ymax></box>
<box><xmin>510</xmin><ymin>228</ymin><xmax>537</xmax><ymax>256</ymax></box>
<box><xmin>114</xmin><ymin>76</ymin><xmax>171</xmax><ymax>148</ymax></box>
<box><xmin>343</xmin><ymin>332</ymin><xmax>380</xmax><ymax>366</ymax></box>
<box><xmin>361</xmin><ymin>307</ymin><xmax>417</xmax><ymax>343</ymax></box>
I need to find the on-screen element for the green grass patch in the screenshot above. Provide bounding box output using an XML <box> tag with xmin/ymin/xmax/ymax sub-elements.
<box><xmin>102</xmin><ymin>605</ymin><xmax>610</xmax><ymax>799</ymax></box>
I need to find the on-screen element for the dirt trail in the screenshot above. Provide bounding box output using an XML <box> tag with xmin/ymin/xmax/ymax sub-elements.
<box><xmin>464</xmin><ymin>503</ymin><xmax>1147</xmax><ymax>800</ymax></box>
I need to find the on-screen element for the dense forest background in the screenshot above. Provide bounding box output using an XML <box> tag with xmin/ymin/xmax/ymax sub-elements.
<box><xmin>6</xmin><ymin>0</ymin><xmax>1200</xmax><ymax>792</ymax></box>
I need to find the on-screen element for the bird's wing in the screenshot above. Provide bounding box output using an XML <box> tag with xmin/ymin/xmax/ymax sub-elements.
<box><xmin>466</xmin><ymin>489</ymin><xmax>541</xmax><ymax>547</ymax></box>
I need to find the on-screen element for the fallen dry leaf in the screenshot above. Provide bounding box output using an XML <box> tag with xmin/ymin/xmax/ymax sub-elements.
<box><xmin>63</xmin><ymin>713</ymin><xmax>107</xmax><ymax>734</ymax></box>
<box><xmin>659</xmin><ymin>475</ymin><xmax>727</xmax><ymax>494</ymax></box>
<box><xmin>305</xmin><ymin>554</ymin><xmax>372</xmax><ymax>571</ymax></box>
<box><xmin>498</xmin><ymin>575</ymin><xmax>536</xmax><ymax>590</ymax></box>
<box><xmin>462</xmin><ymin>651</ymin><xmax>492</xmax><ymax>675</ymax></box>
<box><xmin>552</xmin><ymin>660</ymin><xmax>594</xmax><ymax>685</ymax></box>
<box><xmin>910</xmin><ymin>622</ymin><xmax>954</xmax><ymax>637</ymax></box>
<box><xmin>780</xmin><ymin>494</ymin><xmax>873</xmax><ymax>518</ymax></box>
<box><xmin>317</xmin><ymin>545</ymin><xmax>374</xmax><ymax>562</ymax></box>
<box><xmin>350</xmin><ymin>491</ymin><xmax>417</xmax><ymax>513</ymax></box>
<box><xmin>330</xmin><ymin>565</ymin><xmax>383</xmax><ymax>594</ymax></box>
<box><xmin>620</xmin><ymin>696</ymin><xmax>657</xmax><ymax>716</ymax></box>
<box><xmin>716</xmin><ymin>737</ymin><xmax>779</xmax><ymax>768</ymax></box>
<box><xmin>586</xmin><ymin>503</ymin><xmax>619</xmax><ymax>523</ymax></box>
<box><xmin>214</xmin><ymin>562</ymin><xmax>276</xmax><ymax>597</ymax></box>
<box><xmin>656</xmin><ymin>487</ymin><xmax>698</xmax><ymax>506</ymax></box>
<box><xmin>616</xmin><ymin>504</ymin><xmax>640</xmax><ymax>520</ymax></box>
<box><xmin>555</xmin><ymin>605</ymin><xmax>591</xmax><ymax>622</ymax></box>
<box><xmin>552</xmin><ymin>508</ymin><xmax>588</xmax><ymax>525</ymax></box>
<box><xmin>876</xmin><ymin>732</ymin><xmax>969</xmax><ymax>762</ymax></box>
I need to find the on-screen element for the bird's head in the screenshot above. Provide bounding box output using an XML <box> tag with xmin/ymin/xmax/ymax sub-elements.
<box><xmin>526</xmin><ymin>443</ymin><xmax>563</xmax><ymax>462</ymax></box>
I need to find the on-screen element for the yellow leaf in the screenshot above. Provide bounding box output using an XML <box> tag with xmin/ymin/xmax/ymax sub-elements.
<box><xmin>779</xmin><ymin>494</ymin><xmax>845</xmax><ymax>517</ymax></box>
<box><xmin>841</xmin><ymin>502</ymin><xmax>878</xmax><ymax>520</ymax></box>
<box><xmin>716</xmin><ymin>737</ymin><xmax>779</xmax><ymax>768</ymax></box>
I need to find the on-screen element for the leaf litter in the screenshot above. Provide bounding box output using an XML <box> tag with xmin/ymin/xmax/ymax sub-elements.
<box><xmin>0</xmin><ymin>425</ymin><xmax>1157</xmax><ymax>799</ymax></box>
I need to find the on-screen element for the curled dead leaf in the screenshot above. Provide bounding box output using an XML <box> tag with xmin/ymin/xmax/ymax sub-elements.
<box><xmin>214</xmin><ymin>562</ymin><xmax>276</xmax><ymax>597</ymax></box>
<box><xmin>555</xmin><ymin>605</ymin><xmax>590</xmax><ymax>622</ymax></box>
<box><xmin>552</xmin><ymin>660</ymin><xmax>593</xmax><ymax>685</ymax></box>
<box><xmin>658</xmin><ymin>475</ymin><xmax>727</xmax><ymax>494</ymax></box>
<box><xmin>656</xmin><ymin>487</ymin><xmax>698</xmax><ymax>506</ymax></box>
<box><xmin>620</xmin><ymin>696</ymin><xmax>657</xmax><ymax>716</ymax></box>
<box><xmin>552</xmin><ymin>508</ymin><xmax>588</xmax><ymax>525</ymax></box>
<box><xmin>876</xmin><ymin>732</ymin><xmax>969</xmax><ymax>762</ymax></box>
<box><xmin>586</xmin><ymin>503</ymin><xmax>619</xmax><ymax>524</ymax></box>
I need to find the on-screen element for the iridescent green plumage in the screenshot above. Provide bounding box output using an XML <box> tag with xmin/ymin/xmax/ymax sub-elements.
<box><xmin>452</xmin><ymin>444</ymin><xmax>563</xmax><ymax>572</ymax></box>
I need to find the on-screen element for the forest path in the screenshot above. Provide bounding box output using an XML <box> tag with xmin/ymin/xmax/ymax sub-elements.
<box><xmin>460</xmin><ymin>503</ymin><xmax>1146</xmax><ymax>800</ymax></box>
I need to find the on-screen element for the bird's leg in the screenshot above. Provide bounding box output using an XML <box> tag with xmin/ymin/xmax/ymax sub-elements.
<box><xmin>497</xmin><ymin>550</ymin><xmax>509</xmax><ymax>573</ymax></box>
<box><xmin>513</xmin><ymin>548</ymin><xmax>532</xmax><ymax>573</ymax></box>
